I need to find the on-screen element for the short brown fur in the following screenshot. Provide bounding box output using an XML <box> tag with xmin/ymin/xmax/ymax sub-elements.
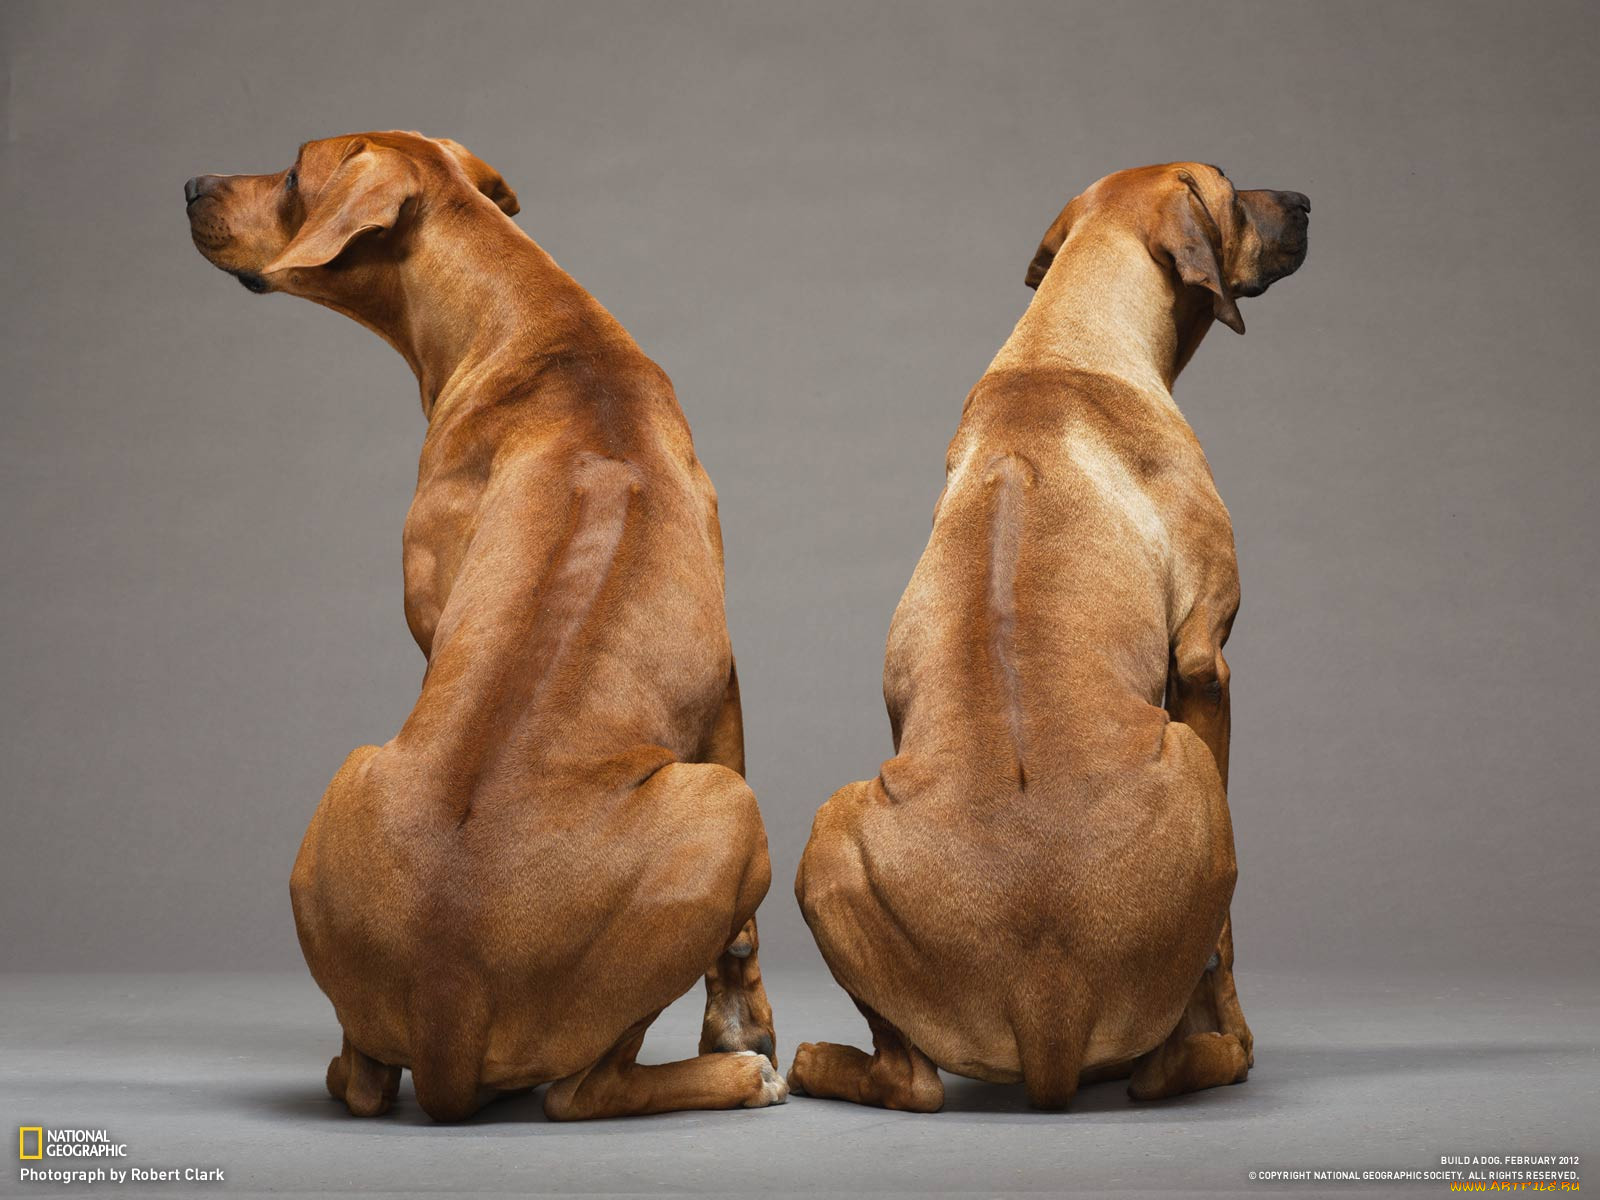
<box><xmin>789</xmin><ymin>163</ymin><xmax>1308</xmax><ymax>1111</ymax></box>
<box><xmin>186</xmin><ymin>132</ymin><xmax>784</xmax><ymax>1121</ymax></box>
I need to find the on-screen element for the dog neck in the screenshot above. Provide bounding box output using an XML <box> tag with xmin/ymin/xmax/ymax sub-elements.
<box><xmin>325</xmin><ymin>210</ymin><xmax>634</xmax><ymax>422</ymax></box>
<box><xmin>988</xmin><ymin>226</ymin><xmax>1211</xmax><ymax>398</ymax></box>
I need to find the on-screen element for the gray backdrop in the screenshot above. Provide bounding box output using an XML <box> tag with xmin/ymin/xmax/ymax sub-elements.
<box><xmin>2</xmin><ymin>0</ymin><xmax>1594</xmax><ymax>981</ymax></box>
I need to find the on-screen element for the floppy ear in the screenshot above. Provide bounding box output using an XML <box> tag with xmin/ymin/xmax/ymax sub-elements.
<box><xmin>433</xmin><ymin>137</ymin><xmax>520</xmax><ymax>216</ymax></box>
<box><xmin>1024</xmin><ymin>199</ymin><xmax>1077</xmax><ymax>290</ymax></box>
<box><xmin>1156</xmin><ymin>170</ymin><xmax>1245</xmax><ymax>335</ymax></box>
<box><xmin>264</xmin><ymin>143</ymin><xmax>418</xmax><ymax>275</ymax></box>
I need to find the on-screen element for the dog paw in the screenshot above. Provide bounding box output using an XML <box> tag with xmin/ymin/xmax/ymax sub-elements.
<box><xmin>1233</xmin><ymin>1020</ymin><xmax>1255</xmax><ymax>1069</ymax></box>
<box><xmin>784</xmin><ymin>1041</ymin><xmax>817</xmax><ymax>1096</ymax></box>
<box><xmin>735</xmin><ymin>1050</ymin><xmax>789</xmax><ymax>1107</ymax></box>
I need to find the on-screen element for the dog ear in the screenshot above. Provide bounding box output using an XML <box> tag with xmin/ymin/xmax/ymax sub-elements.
<box><xmin>264</xmin><ymin>142</ymin><xmax>418</xmax><ymax>276</ymax></box>
<box><xmin>433</xmin><ymin>137</ymin><xmax>520</xmax><ymax>216</ymax></box>
<box><xmin>1024</xmin><ymin>199</ymin><xmax>1077</xmax><ymax>290</ymax></box>
<box><xmin>1155</xmin><ymin>170</ymin><xmax>1245</xmax><ymax>335</ymax></box>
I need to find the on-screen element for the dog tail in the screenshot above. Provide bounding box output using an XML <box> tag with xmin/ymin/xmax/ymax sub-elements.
<box><xmin>407</xmin><ymin>969</ymin><xmax>491</xmax><ymax>1122</ymax></box>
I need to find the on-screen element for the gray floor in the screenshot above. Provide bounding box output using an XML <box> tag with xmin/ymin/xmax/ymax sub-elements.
<box><xmin>3</xmin><ymin>968</ymin><xmax>1594</xmax><ymax>1198</ymax></box>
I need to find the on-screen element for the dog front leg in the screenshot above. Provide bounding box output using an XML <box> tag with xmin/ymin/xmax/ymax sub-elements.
<box><xmin>1167</xmin><ymin>624</ymin><xmax>1231</xmax><ymax>788</ymax></box>
<box><xmin>695</xmin><ymin>660</ymin><xmax>779</xmax><ymax>1064</ymax></box>
<box><xmin>1166</xmin><ymin>625</ymin><xmax>1253</xmax><ymax>1065</ymax></box>
<box><xmin>700</xmin><ymin>658</ymin><xmax>746</xmax><ymax>776</ymax></box>
<box><xmin>699</xmin><ymin>917</ymin><xmax>778</xmax><ymax>1064</ymax></box>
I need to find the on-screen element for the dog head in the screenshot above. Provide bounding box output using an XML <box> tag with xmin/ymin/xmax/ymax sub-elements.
<box><xmin>1025</xmin><ymin>163</ymin><xmax>1309</xmax><ymax>335</ymax></box>
<box><xmin>184</xmin><ymin>131</ymin><xmax>519</xmax><ymax>298</ymax></box>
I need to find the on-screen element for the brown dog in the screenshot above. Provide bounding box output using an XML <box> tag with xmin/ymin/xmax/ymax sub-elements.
<box><xmin>788</xmin><ymin>163</ymin><xmax>1308</xmax><ymax>1111</ymax></box>
<box><xmin>185</xmin><ymin>131</ymin><xmax>784</xmax><ymax>1121</ymax></box>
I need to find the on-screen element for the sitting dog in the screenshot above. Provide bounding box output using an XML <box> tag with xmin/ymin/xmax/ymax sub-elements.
<box><xmin>789</xmin><ymin>163</ymin><xmax>1308</xmax><ymax>1110</ymax></box>
<box><xmin>185</xmin><ymin>131</ymin><xmax>783</xmax><ymax>1121</ymax></box>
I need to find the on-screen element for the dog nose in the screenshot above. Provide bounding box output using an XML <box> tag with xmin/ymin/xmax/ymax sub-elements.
<box><xmin>184</xmin><ymin>175</ymin><xmax>216</xmax><ymax>207</ymax></box>
<box><xmin>1276</xmin><ymin>190</ymin><xmax>1311</xmax><ymax>215</ymax></box>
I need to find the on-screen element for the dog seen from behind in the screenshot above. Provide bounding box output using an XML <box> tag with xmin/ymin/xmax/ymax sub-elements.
<box><xmin>185</xmin><ymin>131</ymin><xmax>782</xmax><ymax>1121</ymax></box>
<box><xmin>789</xmin><ymin>163</ymin><xmax>1309</xmax><ymax>1111</ymax></box>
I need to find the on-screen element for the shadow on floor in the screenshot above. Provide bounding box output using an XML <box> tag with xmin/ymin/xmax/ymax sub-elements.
<box><xmin>222</xmin><ymin>1039</ymin><xmax>1584</xmax><ymax>1132</ymax></box>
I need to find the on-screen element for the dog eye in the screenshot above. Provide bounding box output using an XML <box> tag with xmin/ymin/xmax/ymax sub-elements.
<box><xmin>284</xmin><ymin>169</ymin><xmax>298</xmax><ymax>190</ymax></box>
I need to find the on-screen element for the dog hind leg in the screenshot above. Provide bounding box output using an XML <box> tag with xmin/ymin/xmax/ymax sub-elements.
<box><xmin>1127</xmin><ymin>1029</ymin><xmax>1249</xmax><ymax>1101</ymax></box>
<box><xmin>544</xmin><ymin>1013</ymin><xmax>787</xmax><ymax>1120</ymax></box>
<box><xmin>1126</xmin><ymin>963</ymin><xmax>1250</xmax><ymax>1101</ymax></box>
<box><xmin>325</xmin><ymin>1034</ymin><xmax>401</xmax><ymax>1117</ymax></box>
<box><xmin>787</xmin><ymin>1001</ymin><xmax>944</xmax><ymax>1112</ymax></box>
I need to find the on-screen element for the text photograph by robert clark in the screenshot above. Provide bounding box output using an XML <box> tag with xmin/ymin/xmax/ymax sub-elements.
<box><xmin>2</xmin><ymin>1</ymin><xmax>1594</xmax><ymax>1197</ymax></box>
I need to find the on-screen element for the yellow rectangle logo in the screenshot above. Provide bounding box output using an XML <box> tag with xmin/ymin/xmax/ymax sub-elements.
<box><xmin>19</xmin><ymin>1127</ymin><xmax>43</xmax><ymax>1159</ymax></box>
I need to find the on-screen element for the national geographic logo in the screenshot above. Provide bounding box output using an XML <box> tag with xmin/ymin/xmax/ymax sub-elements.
<box><xmin>17</xmin><ymin>1126</ymin><xmax>224</xmax><ymax>1187</ymax></box>
<box><xmin>18</xmin><ymin>1127</ymin><xmax>127</xmax><ymax>1159</ymax></box>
